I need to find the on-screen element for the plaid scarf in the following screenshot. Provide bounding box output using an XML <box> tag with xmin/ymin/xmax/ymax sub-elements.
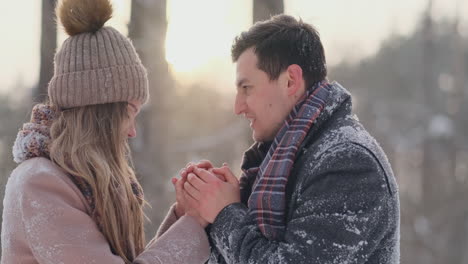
<box><xmin>239</xmin><ymin>81</ymin><xmax>331</xmax><ymax>240</ymax></box>
<box><xmin>12</xmin><ymin>104</ymin><xmax>144</xmax><ymax>231</ymax></box>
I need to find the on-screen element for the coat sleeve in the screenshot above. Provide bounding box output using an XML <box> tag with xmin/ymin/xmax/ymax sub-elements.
<box><xmin>208</xmin><ymin>142</ymin><xmax>399</xmax><ymax>263</ymax></box>
<box><xmin>144</xmin><ymin>203</ymin><xmax>178</xmax><ymax>249</ymax></box>
<box><xmin>155</xmin><ymin>204</ymin><xmax>179</xmax><ymax>239</ymax></box>
<box><xmin>20</xmin><ymin>169</ymin><xmax>209</xmax><ymax>264</ymax></box>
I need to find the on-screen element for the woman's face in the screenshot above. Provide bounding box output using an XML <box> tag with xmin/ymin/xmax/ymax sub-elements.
<box><xmin>126</xmin><ymin>100</ymin><xmax>142</xmax><ymax>138</ymax></box>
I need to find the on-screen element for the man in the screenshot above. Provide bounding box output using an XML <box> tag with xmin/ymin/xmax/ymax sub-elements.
<box><xmin>180</xmin><ymin>14</ymin><xmax>400</xmax><ymax>264</ymax></box>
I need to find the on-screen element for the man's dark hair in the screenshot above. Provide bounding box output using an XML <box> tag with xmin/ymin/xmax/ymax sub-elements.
<box><xmin>232</xmin><ymin>14</ymin><xmax>327</xmax><ymax>89</ymax></box>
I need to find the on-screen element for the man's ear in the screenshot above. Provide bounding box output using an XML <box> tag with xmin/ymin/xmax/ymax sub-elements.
<box><xmin>286</xmin><ymin>64</ymin><xmax>304</xmax><ymax>96</ymax></box>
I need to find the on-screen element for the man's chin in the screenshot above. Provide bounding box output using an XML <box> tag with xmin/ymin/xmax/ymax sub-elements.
<box><xmin>252</xmin><ymin>131</ymin><xmax>272</xmax><ymax>143</ymax></box>
<box><xmin>252</xmin><ymin>131</ymin><xmax>262</xmax><ymax>142</ymax></box>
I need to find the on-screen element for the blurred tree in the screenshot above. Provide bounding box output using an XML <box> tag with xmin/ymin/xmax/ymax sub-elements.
<box><xmin>330</xmin><ymin>10</ymin><xmax>468</xmax><ymax>263</ymax></box>
<box><xmin>253</xmin><ymin>0</ymin><xmax>283</xmax><ymax>23</ymax></box>
<box><xmin>446</xmin><ymin>6</ymin><xmax>468</xmax><ymax>263</ymax></box>
<box><xmin>421</xmin><ymin>0</ymin><xmax>440</xmax><ymax>212</ymax></box>
<box><xmin>0</xmin><ymin>81</ymin><xmax>31</xmax><ymax>255</ymax></box>
<box><xmin>128</xmin><ymin>0</ymin><xmax>173</xmax><ymax>236</ymax></box>
<box><xmin>36</xmin><ymin>0</ymin><xmax>57</xmax><ymax>103</ymax></box>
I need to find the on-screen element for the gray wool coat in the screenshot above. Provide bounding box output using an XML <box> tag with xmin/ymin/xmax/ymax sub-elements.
<box><xmin>207</xmin><ymin>82</ymin><xmax>400</xmax><ymax>264</ymax></box>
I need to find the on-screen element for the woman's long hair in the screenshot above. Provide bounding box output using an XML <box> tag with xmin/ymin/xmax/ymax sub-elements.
<box><xmin>49</xmin><ymin>102</ymin><xmax>145</xmax><ymax>263</ymax></box>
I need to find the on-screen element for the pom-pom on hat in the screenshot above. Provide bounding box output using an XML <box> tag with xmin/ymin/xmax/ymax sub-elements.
<box><xmin>48</xmin><ymin>0</ymin><xmax>149</xmax><ymax>108</ymax></box>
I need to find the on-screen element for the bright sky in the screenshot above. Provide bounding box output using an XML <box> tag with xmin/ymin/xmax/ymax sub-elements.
<box><xmin>0</xmin><ymin>0</ymin><xmax>467</xmax><ymax>95</ymax></box>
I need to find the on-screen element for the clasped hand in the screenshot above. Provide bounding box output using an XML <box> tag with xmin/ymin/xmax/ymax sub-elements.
<box><xmin>171</xmin><ymin>161</ymin><xmax>240</xmax><ymax>227</ymax></box>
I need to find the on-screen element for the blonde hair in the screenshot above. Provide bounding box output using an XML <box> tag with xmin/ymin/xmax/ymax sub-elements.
<box><xmin>49</xmin><ymin>102</ymin><xmax>145</xmax><ymax>263</ymax></box>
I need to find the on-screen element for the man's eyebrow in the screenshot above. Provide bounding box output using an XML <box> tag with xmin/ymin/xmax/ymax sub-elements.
<box><xmin>236</xmin><ymin>78</ymin><xmax>248</xmax><ymax>88</ymax></box>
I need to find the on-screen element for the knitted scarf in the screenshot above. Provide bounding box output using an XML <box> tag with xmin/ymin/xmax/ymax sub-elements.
<box><xmin>239</xmin><ymin>81</ymin><xmax>331</xmax><ymax>240</ymax></box>
<box><xmin>12</xmin><ymin>104</ymin><xmax>144</xmax><ymax>230</ymax></box>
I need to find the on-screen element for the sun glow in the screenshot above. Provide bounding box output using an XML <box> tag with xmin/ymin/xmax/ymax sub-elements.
<box><xmin>165</xmin><ymin>0</ymin><xmax>251</xmax><ymax>74</ymax></box>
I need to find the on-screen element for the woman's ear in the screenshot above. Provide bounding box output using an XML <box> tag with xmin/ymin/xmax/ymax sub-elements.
<box><xmin>286</xmin><ymin>64</ymin><xmax>304</xmax><ymax>96</ymax></box>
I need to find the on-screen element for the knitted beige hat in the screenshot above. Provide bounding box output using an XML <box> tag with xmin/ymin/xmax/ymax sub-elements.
<box><xmin>48</xmin><ymin>0</ymin><xmax>149</xmax><ymax>108</ymax></box>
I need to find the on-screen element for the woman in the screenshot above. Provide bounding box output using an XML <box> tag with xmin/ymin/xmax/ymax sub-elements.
<box><xmin>0</xmin><ymin>0</ymin><xmax>209</xmax><ymax>263</ymax></box>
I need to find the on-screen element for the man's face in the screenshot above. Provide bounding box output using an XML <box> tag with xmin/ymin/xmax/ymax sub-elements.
<box><xmin>234</xmin><ymin>48</ymin><xmax>290</xmax><ymax>142</ymax></box>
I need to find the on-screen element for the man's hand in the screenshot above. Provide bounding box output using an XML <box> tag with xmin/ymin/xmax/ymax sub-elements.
<box><xmin>184</xmin><ymin>165</ymin><xmax>240</xmax><ymax>223</ymax></box>
<box><xmin>181</xmin><ymin>160</ymin><xmax>227</xmax><ymax>181</ymax></box>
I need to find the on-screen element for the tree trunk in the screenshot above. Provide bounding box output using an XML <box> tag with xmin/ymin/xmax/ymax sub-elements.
<box><xmin>253</xmin><ymin>0</ymin><xmax>284</xmax><ymax>23</ymax></box>
<box><xmin>421</xmin><ymin>0</ymin><xmax>438</xmax><ymax>208</ymax></box>
<box><xmin>36</xmin><ymin>0</ymin><xmax>57</xmax><ymax>103</ymax></box>
<box><xmin>129</xmin><ymin>0</ymin><xmax>173</xmax><ymax>235</ymax></box>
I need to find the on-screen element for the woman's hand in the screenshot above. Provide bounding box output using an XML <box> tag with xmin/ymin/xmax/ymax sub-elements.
<box><xmin>181</xmin><ymin>160</ymin><xmax>226</xmax><ymax>181</ymax></box>
<box><xmin>171</xmin><ymin>177</ymin><xmax>186</xmax><ymax>219</ymax></box>
<box><xmin>172</xmin><ymin>164</ymin><xmax>209</xmax><ymax>228</ymax></box>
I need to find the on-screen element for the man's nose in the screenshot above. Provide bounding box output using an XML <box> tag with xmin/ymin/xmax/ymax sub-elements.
<box><xmin>234</xmin><ymin>93</ymin><xmax>246</xmax><ymax>115</ymax></box>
